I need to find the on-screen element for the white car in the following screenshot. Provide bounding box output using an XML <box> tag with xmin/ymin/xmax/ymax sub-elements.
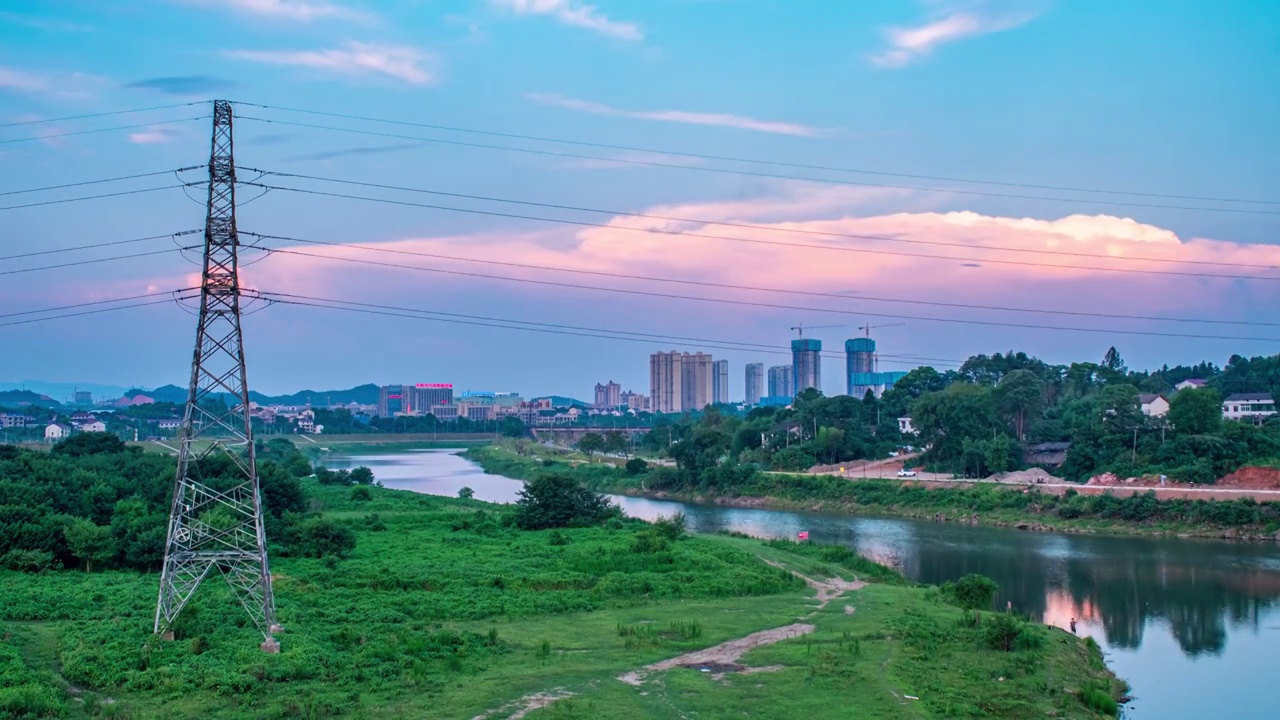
<box><xmin>897</xmin><ymin>469</ymin><xmax>917</xmax><ymax>478</ymax></box>
<box><xmin>888</xmin><ymin>451</ymin><xmax>899</xmax><ymax>457</ymax></box>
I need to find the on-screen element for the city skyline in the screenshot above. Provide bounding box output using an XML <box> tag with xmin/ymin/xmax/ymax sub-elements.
<box><xmin>1</xmin><ymin>2</ymin><xmax>1277</xmax><ymax>397</ymax></box>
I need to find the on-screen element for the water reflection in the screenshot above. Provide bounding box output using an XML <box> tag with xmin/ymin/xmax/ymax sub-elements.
<box><xmin>322</xmin><ymin>449</ymin><xmax>1280</xmax><ymax>719</ymax></box>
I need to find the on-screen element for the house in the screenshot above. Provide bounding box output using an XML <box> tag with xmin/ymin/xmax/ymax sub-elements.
<box><xmin>74</xmin><ymin>420</ymin><xmax>107</xmax><ymax>433</ymax></box>
<box><xmin>1175</xmin><ymin>379</ymin><xmax>1207</xmax><ymax>391</ymax></box>
<box><xmin>1025</xmin><ymin>442</ymin><xmax>1071</xmax><ymax>468</ymax></box>
<box><xmin>0</xmin><ymin>414</ymin><xmax>28</xmax><ymax>428</ymax></box>
<box><xmin>156</xmin><ymin>418</ymin><xmax>182</xmax><ymax>430</ymax></box>
<box><xmin>1138</xmin><ymin>394</ymin><xmax>1170</xmax><ymax>417</ymax></box>
<box><xmin>1223</xmin><ymin>393</ymin><xmax>1276</xmax><ymax>423</ymax></box>
<box><xmin>898</xmin><ymin>416</ymin><xmax>917</xmax><ymax>435</ymax></box>
<box><xmin>44</xmin><ymin>423</ymin><xmax>70</xmax><ymax>441</ymax></box>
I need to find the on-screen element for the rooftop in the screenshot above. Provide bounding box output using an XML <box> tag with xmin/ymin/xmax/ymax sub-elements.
<box><xmin>1224</xmin><ymin>393</ymin><xmax>1274</xmax><ymax>402</ymax></box>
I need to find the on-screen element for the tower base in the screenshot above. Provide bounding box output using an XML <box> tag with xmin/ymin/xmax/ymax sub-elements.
<box><xmin>260</xmin><ymin>638</ymin><xmax>280</xmax><ymax>654</ymax></box>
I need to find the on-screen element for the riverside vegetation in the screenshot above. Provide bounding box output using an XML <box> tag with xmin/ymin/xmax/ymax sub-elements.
<box><xmin>468</xmin><ymin>444</ymin><xmax>1280</xmax><ymax>539</ymax></box>
<box><xmin>0</xmin><ymin>437</ymin><xmax>1125</xmax><ymax>718</ymax></box>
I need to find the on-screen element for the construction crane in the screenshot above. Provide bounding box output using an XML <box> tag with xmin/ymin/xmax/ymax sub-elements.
<box><xmin>858</xmin><ymin>322</ymin><xmax>905</xmax><ymax>338</ymax></box>
<box><xmin>791</xmin><ymin>323</ymin><xmax>844</xmax><ymax>338</ymax></box>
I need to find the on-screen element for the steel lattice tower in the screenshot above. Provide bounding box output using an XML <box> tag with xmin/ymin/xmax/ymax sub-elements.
<box><xmin>155</xmin><ymin>100</ymin><xmax>280</xmax><ymax>652</ymax></box>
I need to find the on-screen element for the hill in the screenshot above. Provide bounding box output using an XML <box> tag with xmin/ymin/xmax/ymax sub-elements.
<box><xmin>124</xmin><ymin>383</ymin><xmax>381</xmax><ymax>407</ymax></box>
<box><xmin>0</xmin><ymin>389</ymin><xmax>60</xmax><ymax>409</ymax></box>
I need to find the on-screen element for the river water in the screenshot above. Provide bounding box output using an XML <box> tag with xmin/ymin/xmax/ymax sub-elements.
<box><xmin>320</xmin><ymin>449</ymin><xmax>1280</xmax><ymax>720</ymax></box>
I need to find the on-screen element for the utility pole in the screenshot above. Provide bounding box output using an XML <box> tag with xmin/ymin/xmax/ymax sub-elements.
<box><xmin>155</xmin><ymin>100</ymin><xmax>280</xmax><ymax>653</ymax></box>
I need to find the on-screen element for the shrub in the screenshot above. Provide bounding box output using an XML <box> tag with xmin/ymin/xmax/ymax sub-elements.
<box><xmin>284</xmin><ymin>517</ymin><xmax>357</xmax><ymax>558</ymax></box>
<box><xmin>945</xmin><ymin>573</ymin><xmax>998</xmax><ymax>611</ymax></box>
<box><xmin>350</xmin><ymin>486</ymin><xmax>372</xmax><ymax>502</ymax></box>
<box><xmin>625</xmin><ymin>458</ymin><xmax>649</xmax><ymax>475</ymax></box>
<box><xmin>631</xmin><ymin>529</ymin><xmax>670</xmax><ymax>553</ymax></box>
<box><xmin>458</xmin><ymin>487</ymin><xmax>475</xmax><ymax>500</ymax></box>
<box><xmin>652</xmin><ymin>513</ymin><xmax>686</xmax><ymax>541</ymax></box>
<box><xmin>0</xmin><ymin>549</ymin><xmax>56</xmax><ymax>572</ymax></box>
<box><xmin>350</xmin><ymin>466</ymin><xmax>376</xmax><ymax>486</ymax></box>
<box><xmin>513</xmin><ymin>473</ymin><xmax>618</xmax><ymax>530</ymax></box>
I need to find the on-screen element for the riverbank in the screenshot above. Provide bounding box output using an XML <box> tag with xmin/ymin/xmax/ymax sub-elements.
<box><xmin>0</xmin><ymin>481</ymin><xmax>1124</xmax><ymax>719</ymax></box>
<box><xmin>466</xmin><ymin>445</ymin><xmax>1280</xmax><ymax>542</ymax></box>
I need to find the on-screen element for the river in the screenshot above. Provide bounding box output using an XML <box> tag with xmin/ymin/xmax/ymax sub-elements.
<box><xmin>320</xmin><ymin>449</ymin><xmax>1280</xmax><ymax>720</ymax></box>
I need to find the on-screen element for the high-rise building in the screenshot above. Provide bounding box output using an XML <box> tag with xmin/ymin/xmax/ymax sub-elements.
<box><xmin>621</xmin><ymin>390</ymin><xmax>650</xmax><ymax>412</ymax></box>
<box><xmin>73</xmin><ymin>390</ymin><xmax>92</xmax><ymax>406</ymax></box>
<box><xmin>745</xmin><ymin>363</ymin><xmax>765</xmax><ymax>405</ymax></box>
<box><xmin>682</xmin><ymin>352</ymin><xmax>714</xmax><ymax>411</ymax></box>
<box><xmin>377</xmin><ymin>384</ymin><xmax>408</xmax><ymax>416</ymax></box>
<box><xmin>650</xmin><ymin>351</ymin><xmax>683</xmax><ymax>414</ymax></box>
<box><xmin>594</xmin><ymin>381</ymin><xmax>622</xmax><ymax>408</ymax></box>
<box><xmin>410</xmin><ymin>383</ymin><xmax>453</xmax><ymax>413</ymax></box>
<box><xmin>792</xmin><ymin>339</ymin><xmax>822</xmax><ymax>395</ymax></box>
<box><xmin>846</xmin><ymin>338</ymin><xmax>877</xmax><ymax>397</ymax></box>
<box><xmin>712</xmin><ymin>360</ymin><xmax>729</xmax><ymax>404</ymax></box>
<box><xmin>767</xmin><ymin>365</ymin><xmax>793</xmax><ymax>399</ymax></box>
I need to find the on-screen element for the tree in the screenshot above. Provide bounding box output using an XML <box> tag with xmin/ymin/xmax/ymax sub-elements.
<box><xmin>51</xmin><ymin>433</ymin><xmax>127</xmax><ymax>457</ymax></box>
<box><xmin>1168</xmin><ymin>388</ymin><xmax>1222</xmax><ymax>435</ymax></box>
<box><xmin>349</xmin><ymin>466</ymin><xmax>376</xmax><ymax>485</ymax></box>
<box><xmin>995</xmin><ymin>369</ymin><xmax>1045</xmax><ymax>440</ymax></box>
<box><xmin>502</xmin><ymin>416</ymin><xmax>527</xmax><ymax>438</ymax></box>
<box><xmin>63</xmin><ymin>519</ymin><xmax>116</xmax><ymax>572</ymax></box>
<box><xmin>949</xmin><ymin>573</ymin><xmax>998</xmax><ymax>611</ymax></box>
<box><xmin>457</xmin><ymin>487</ymin><xmax>475</xmax><ymax>499</ymax></box>
<box><xmin>602</xmin><ymin>430</ymin><xmax>628</xmax><ymax>456</ymax></box>
<box><xmin>576</xmin><ymin>432</ymin><xmax>605</xmax><ymax>457</ymax></box>
<box><xmin>1102</xmin><ymin>346</ymin><xmax>1127</xmax><ymax>373</ymax></box>
<box><xmin>284</xmin><ymin>517</ymin><xmax>357</xmax><ymax>558</ymax></box>
<box><xmin>513</xmin><ymin>473</ymin><xmax>617</xmax><ymax>530</ymax></box>
<box><xmin>911</xmin><ymin>383</ymin><xmax>999</xmax><ymax>467</ymax></box>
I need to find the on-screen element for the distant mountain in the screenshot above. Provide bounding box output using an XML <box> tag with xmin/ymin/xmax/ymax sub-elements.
<box><xmin>533</xmin><ymin>395</ymin><xmax>588</xmax><ymax>408</ymax></box>
<box><xmin>0</xmin><ymin>390</ymin><xmax>60</xmax><ymax>409</ymax></box>
<box><xmin>125</xmin><ymin>384</ymin><xmax>381</xmax><ymax>407</ymax></box>
<box><xmin>0</xmin><ymin>381</ymin><xmax>131</xmax><ymax>402</ymax></box>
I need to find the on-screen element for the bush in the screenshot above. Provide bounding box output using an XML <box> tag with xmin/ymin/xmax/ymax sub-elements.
<box><xmin>631</xmin><ymin>529</ymin><xmax>671</xmax><ymax>553</ymax></box>
<box><xmin>350</xmin><ymin>466</ymin><xmax>376</xmax><ymax>485</ymax></box>
<box><xmin>458</xmin><ymin>487</ymin><xmax>475</xmax><ymax>500</ymax></box>
<box><xmin>944</xmin><ymin>574</ymin><xmax>998</xmax><ymax>611</ymax></box>
<box><xmin>513</xmin><ymin>473</ymin><xmax>619</xmax><ymax>530</ymax></box>
<box><xmin>284</xmin><ymin>517</ymin><xmax>357</xmax><ymax>558</ymax></box>
<box><xmin>0</xmin><ymin>549</ymin><xmax>56</xmax><ymax>572</ymax></box>
<box><xmin>625</xmin><ymin>458</ymin><xmax>649</xmax><ymax>475</ymax></box>
<box><xmin>984</xmin><ymin>612</ymin><xmax>1043</xmax><ymax>652</ymax></box>
<box><xmin>651</xmin><ymin>513</ymin><xmax>686</xmax><ymax>541</ymax></box>
<box><xmin>350</xmin><ymin>486</ymin><xmax>372</xmax><ymax>502</ymax></box>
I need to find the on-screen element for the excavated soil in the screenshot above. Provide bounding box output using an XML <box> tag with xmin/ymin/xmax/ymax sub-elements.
<box><xmin>618</xmin><ymin>623</ymin><xmax>815</xmax><ymax>686</ymax></box>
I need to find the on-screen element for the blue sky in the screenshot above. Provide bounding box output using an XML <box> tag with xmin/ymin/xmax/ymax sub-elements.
<box><xmin>1</xmin><ymin>0</ymin><xmax>1278</xmax><ymax>398</ymax></box>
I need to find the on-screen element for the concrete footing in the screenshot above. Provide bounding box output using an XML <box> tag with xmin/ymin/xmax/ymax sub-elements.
<box><xmin>160</xmin><ymin>631</ymin><xmax>174</xmax><ymax>641</ymax></box>
<box><xmin>260</xmin><ymin>638</ymin><xmax>280</xmax><ymax>654</ymax></box>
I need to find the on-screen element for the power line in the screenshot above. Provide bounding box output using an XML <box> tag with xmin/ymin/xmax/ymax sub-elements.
<box><xmin>0</xmin><ymin>168</ymin><xmax>201</xmax><ymax>197</ymax></box>
<box><xmin>245</xmin><ymin>169</ymin><xmax>1280</xmax><ymax>271</ymax></box>
<box><xmin>0</xmin><ymin>116</ymin><xmax>206</xmax><ymax>146</ymax></box>
<box><xmin>256</xmin><ymin>291</ymin><xmax>959</xmax><ymax>366</ymax></box>
<box><xmin>0</xmin><ymin>289</ymin><xmax>198</xmax><ymax>320</ymax></box>
<box><xmin>244</xmin><ymin>231</ymin><xmax>1280</xmax><ymax>328</ymax></box>
<box><xmin>234</xmin><ymin>115</ymin><xmax>1279</xmax><ymax>216</ymax></box>
<box><xmin>233</xmin><ymin>101</ymin><xmax>1280</xmax><ymax>207</ymax></box>
<box><xmin>0</xmin><ymin>298</ymin><xmax>187</xmax><ymax>329</ymax></box>
<box><xmin>0</xmin><ymin>247</ymin><xmax>197</xmax><ymax>276</ymax></box>
<box><xmin>254</xmin><ymin>246</ymin><xmax>1280</xmax><ymax>343</ymax></box>
<box><xmin>0</xmin><ymin>102</ymin><xmax>206</xmax><ymax>129</ymax></box>
<box><xmin>0</xmin><ymin>231</ymin><xmax>200</xmax><ymax>261</ymax></box>
<box><xmin>241</xmin><ymin>183</ymin><xmax>1280</xmax><ymax>283</ymax></box>
<box><xmin>0</xmin><ymin>185</ymin><xmax>192</xmax><ymax>211</ymax></box>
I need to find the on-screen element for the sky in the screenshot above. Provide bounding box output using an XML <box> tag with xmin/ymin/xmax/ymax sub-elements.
<box><xmin>1</xmin><ymin>0</ymin><xmax>1278</xmax><ymax>399</ymax></box>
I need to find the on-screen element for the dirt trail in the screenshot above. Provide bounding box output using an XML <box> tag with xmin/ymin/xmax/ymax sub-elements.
<box><xmin>469</xmin><ymin>689</ymin><xmax>575</xmax><ymax>720</ymax></box>
<box><xmin>762</xmin><ymin>559</ymin><xmax>867</xmax><ymax>608</ymax></box>
<box><xmin>617</xmin><ymin>623</ymin><xmax>815</xmax><ymax>686</ymax></box>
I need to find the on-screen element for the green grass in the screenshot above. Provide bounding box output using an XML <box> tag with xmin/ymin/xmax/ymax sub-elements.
<box><xmin>0</xmin><ymin>483</ymin><xmax>1123</xmax><ymax>719</ymax></box>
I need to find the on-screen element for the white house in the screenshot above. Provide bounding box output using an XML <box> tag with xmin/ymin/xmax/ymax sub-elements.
<box><xmin>1223</xmin><ymin>393</ymin><xmax>1276</xmax><ymax>423</ymax></box>
<box><xmin>898</xmin><ymin>416</ymin><xmax>918</xmax><ymax>435</ymax></box>
<box><xmin>1138</xmin><ymin>394</ymin><xmax>1170</xmax><ymax>417</ymax></box>
<box><xmin>44</xmin><ymin>423</ymin><xmax>70</xmax><ymax>441</ymax></box>
<box><xmin>74</xmin><ymin>420</ymin><xmax>107</xmax><ymax>433</ymax></box>
<box><xmin>1176</xmin><ymin>379</ymin><xmax>1207</xmax><ymax>392</ymax></box>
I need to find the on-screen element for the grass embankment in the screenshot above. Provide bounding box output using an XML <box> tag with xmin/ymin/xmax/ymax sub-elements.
<box><xmin>0</xmin><ymin>483</ymin><xmax>1123</xmax><ymax>719</ymax></box>
<box><xmin>467</xmin><ymin>445</ymin><xmax>1280</xmax><ymax>540</ymax></box>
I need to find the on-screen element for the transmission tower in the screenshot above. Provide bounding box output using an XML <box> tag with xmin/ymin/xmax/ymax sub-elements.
<box><xmin>155</xmin><ymin>100</ymin><xmax>280</xmax><ymax>653</ymax></box>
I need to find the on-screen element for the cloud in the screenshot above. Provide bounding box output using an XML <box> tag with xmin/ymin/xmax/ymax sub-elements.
<box><xmin>282</xmin><ymin>143</ymin><xmax>420</xmax><ymax>162</ymax></box>
<box><xmin>181</xmin><ymin>0</ymin><xmax>373</xmax><ymax>23</ymax></box>
<box><xmin>224</xmin><ymin>42</ymin><xmax>437</xmax><ymax>85</ymax></box>
<box><xmin>125</xmin><ymin>76</ymin><xmax>236</xmax><ymax>96</ymax></box>
<box><xmin>491</xmin><ymin>0</ymin><xmax>641</xmax><ymax>41</ymax></box>
<box><xmin>869</xmin><ymin>3</ymin><xmax>1040</xmax><ymax>68</ymax></box>
<box><xmin>128</xmin><ymin>126</ymin><xmax>184</xmax><ymax>144</ymax></box>
<box><xmin>0</xmin><ymin>66</ymin><xmax>107</xmax><ymax>100</ymax></box>
<box><xmin>526</xmin><ymin>93</ymin><xmax>827</xmax><ymax>137</ymax></box>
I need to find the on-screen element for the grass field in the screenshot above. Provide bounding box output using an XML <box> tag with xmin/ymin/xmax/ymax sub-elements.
<box><xmin>0</xmin><ymin>482</ymin><xmax>1124</xmax><ymax>719</ymax></box>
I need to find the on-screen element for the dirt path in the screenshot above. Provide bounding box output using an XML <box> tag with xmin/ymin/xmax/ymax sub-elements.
<box><xmin>762</xmin><ymin>559</ymin><xmax>867</xmax><ymax>608</ymax></box>
<box><xmin>617</xmin><ymin>623</ymin><xmax>815</xmax><ymax>686</ymax></box>
<box><xmin>469</xmin><ymin>689</ymin><xmax>575</xmax><ymax>720</ymax></box>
